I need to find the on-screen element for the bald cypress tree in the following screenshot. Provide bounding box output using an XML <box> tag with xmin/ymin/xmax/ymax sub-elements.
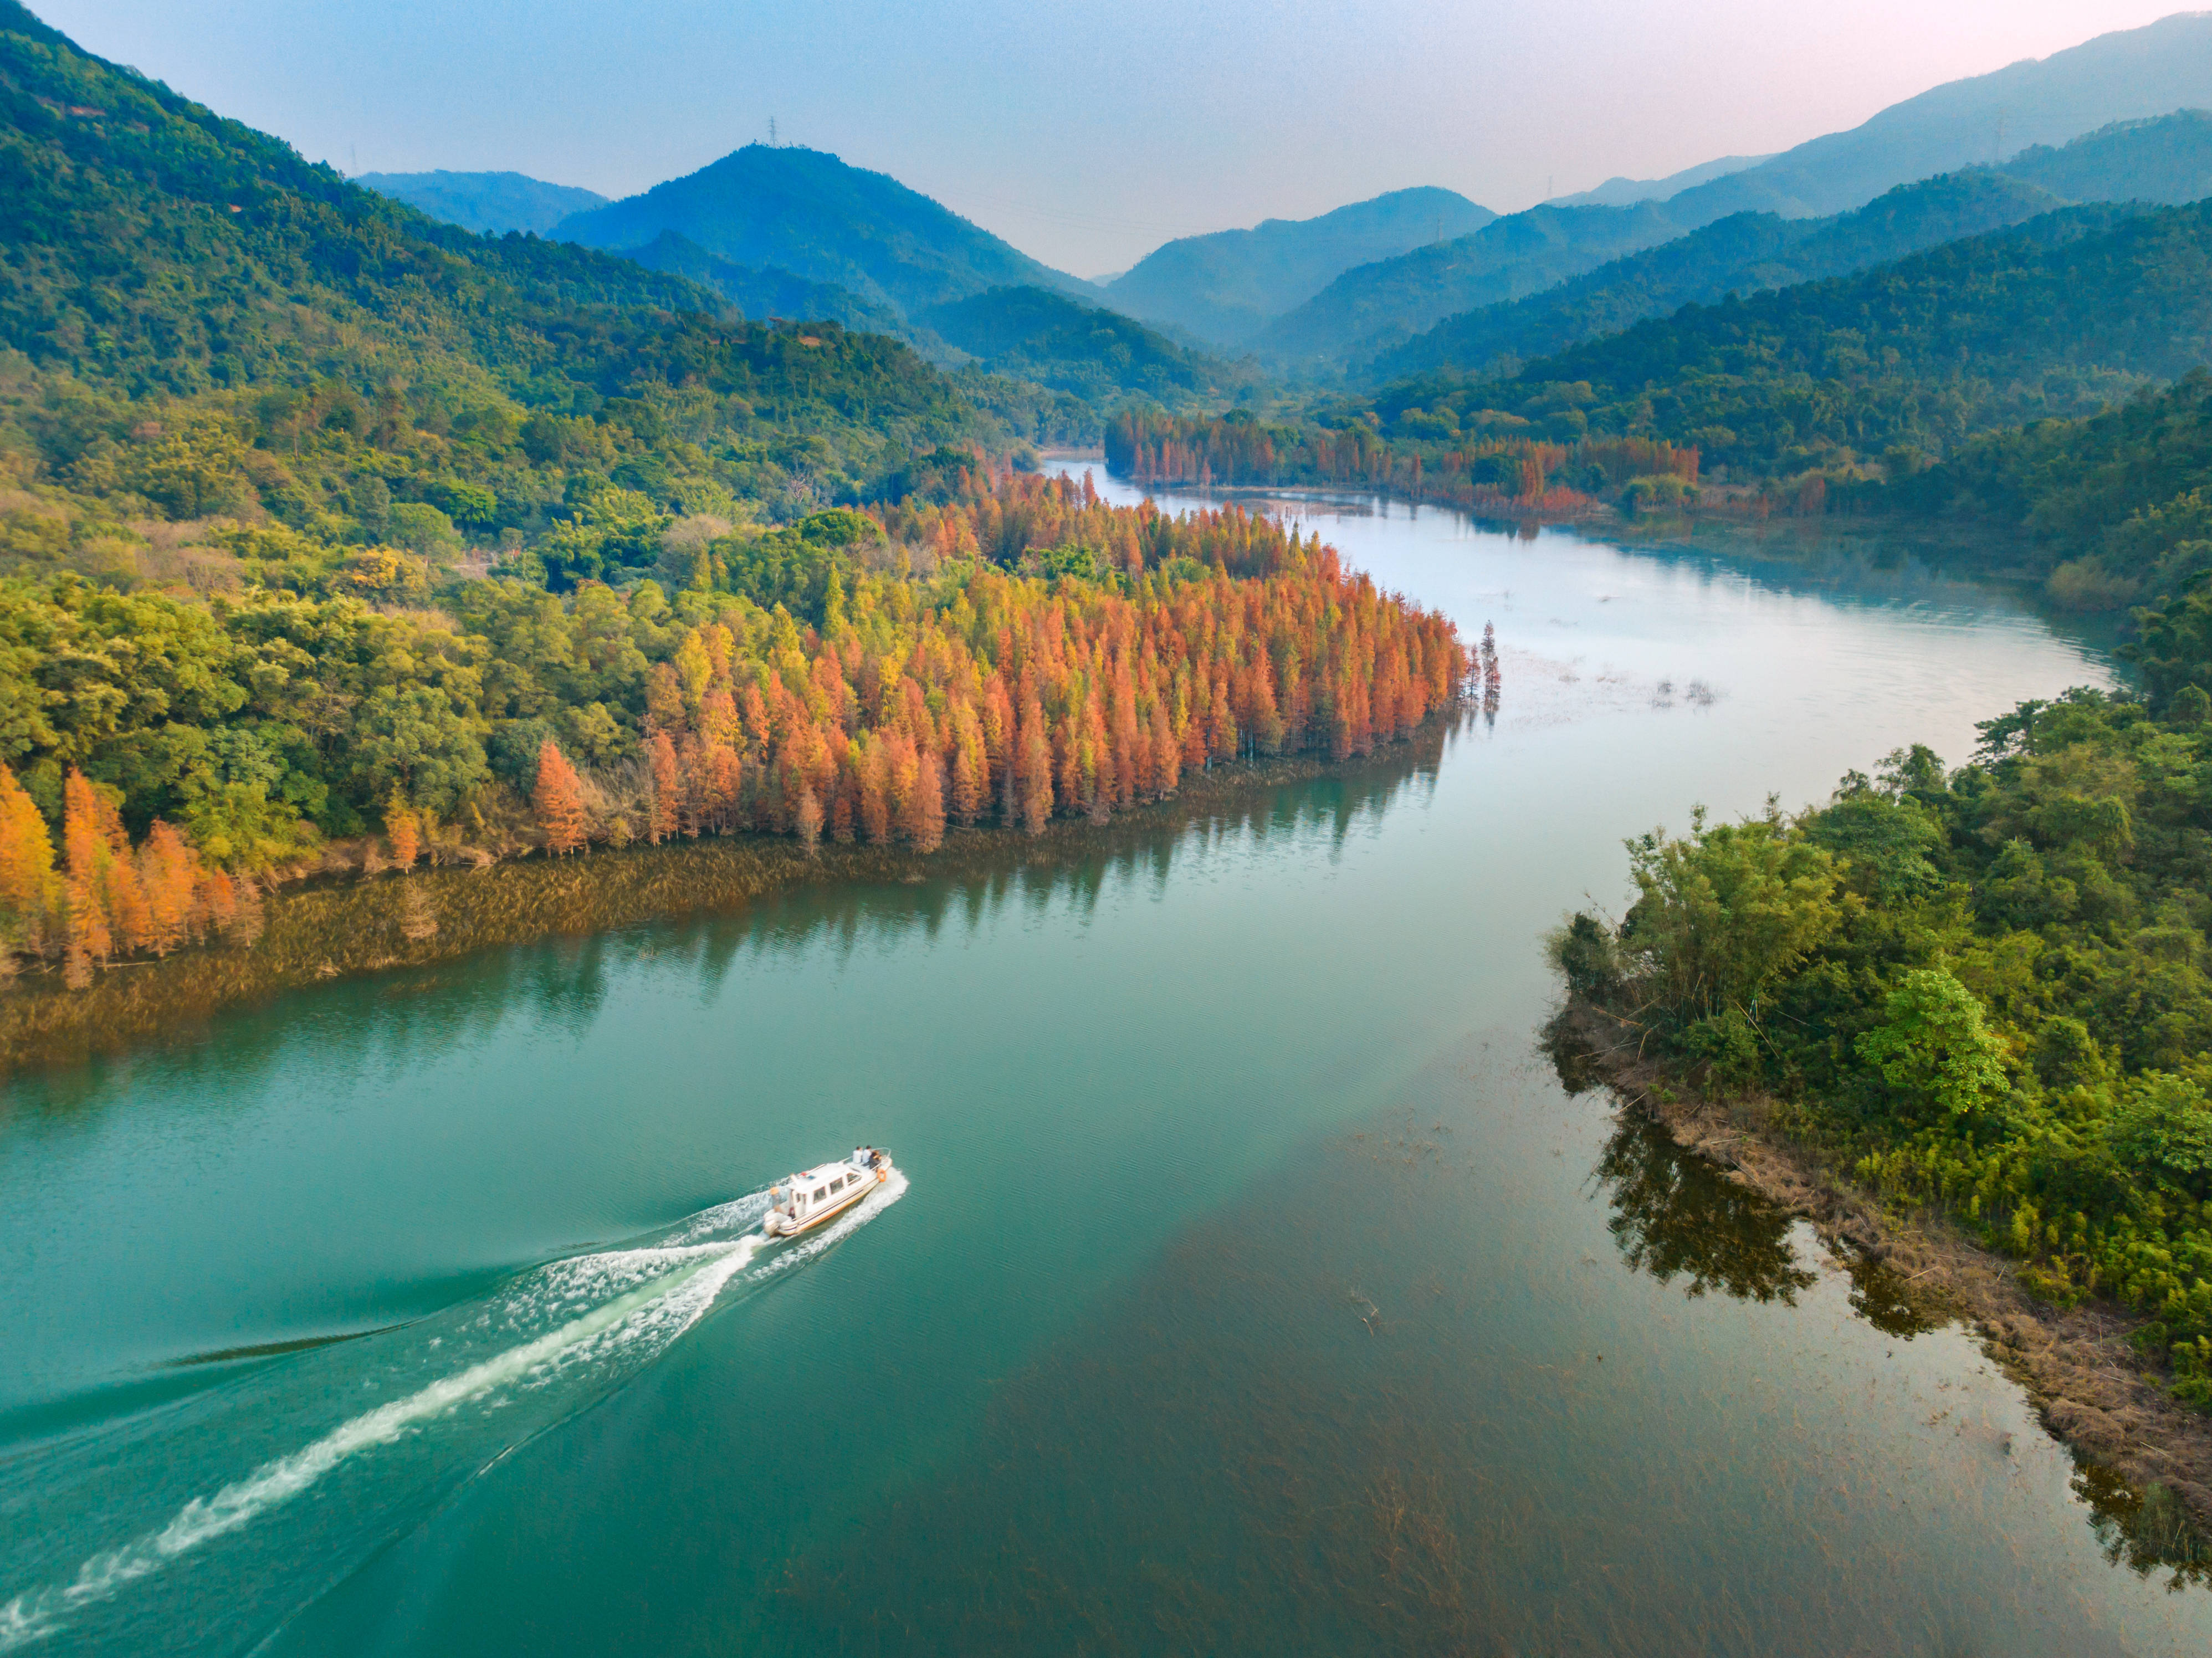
<box><xmin>534</xmin><ymin>740</ymin><xmax>588</xmax><ymax>855</ymax></box>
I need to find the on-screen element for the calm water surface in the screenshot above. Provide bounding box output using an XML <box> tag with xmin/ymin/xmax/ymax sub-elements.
<box><xmin>3</xmin><ymin>473</ymin><xmax>2204</xmax><ymax>1655</ymax></box>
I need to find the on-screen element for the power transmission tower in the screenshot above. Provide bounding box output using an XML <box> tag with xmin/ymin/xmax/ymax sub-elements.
<box><xmin>769</xmin><ymin>116</ymin><xmax>778</xmax><ymax>147</ymax></box>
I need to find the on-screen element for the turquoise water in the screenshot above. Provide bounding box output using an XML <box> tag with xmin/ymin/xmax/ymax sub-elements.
<box><xmin>3</xmin><ymin>475</ymin><xmax>2205</xmax><ymax>1654</ymax></box>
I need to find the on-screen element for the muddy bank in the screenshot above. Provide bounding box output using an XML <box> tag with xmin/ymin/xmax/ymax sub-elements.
<box><xmin>1553</xmin><ymin>999</ymin><xmax>2212</xmax><ymax>1548</ymax></box>
<box><xmin>0</xmin><ymin>726</ymin><xmax>1456</xmax><ymax>1077</ymax></box>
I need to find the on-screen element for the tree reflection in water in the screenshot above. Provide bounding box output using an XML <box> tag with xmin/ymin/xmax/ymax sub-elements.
<box><xmin>1591</xmin><ymin>1113</ymin><xmax>1818</xmax><ymax>1306</ymax></box>
<box><xmin>1542</xmin><ymin>1010</ymin><xmax>1815</xmax><ymax>1307</ymax></box>
<box><xmin>1543</xmin><ymin>1011</ymin><xmax>2212</xmax><ymax>1587</ymax></box>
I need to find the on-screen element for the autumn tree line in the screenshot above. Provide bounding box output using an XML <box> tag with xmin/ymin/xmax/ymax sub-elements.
<box><xmin>1104</xmin><ymin>410</ymin><xmax>1703</xmax><ymax>518</ymax></box>
<box><xmin>0</xmin><ymin>764</ymin><xmax>265</xmax><ymax>986</ymax></box>
<box><xmin>526</xmin><ymin>475</ymin><xmax>1466</xmax><ymax>858</ymax></box>
<box><xmin>0</xmin><ymin>474</ymin><xmax>1466</xmax><ymax>977</ymax></box>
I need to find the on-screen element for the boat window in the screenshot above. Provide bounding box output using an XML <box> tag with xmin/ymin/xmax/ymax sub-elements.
<box><xmin>813</xmin><ymin>1187</ymin><xmax>827</xmax><ymax>1202</ymax></box>
<box><xmin>830</xmin><ymin>1176</ymin><xmax>844</xmax><ymax>1193</ymax></box>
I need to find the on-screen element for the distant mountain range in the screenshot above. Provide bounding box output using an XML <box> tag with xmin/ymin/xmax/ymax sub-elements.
<box><xmin>355</xmin><ymin>170</ymin><xmax>606</xmax><ymax>236</ymax></box>
<box><xmin>1376</xmin><ymin>110</ymin><xmax>2212</xmax><ymax>381</ymax></box>
<box><xmin>1545</xmin><ymin>155</ymin><xmax>1771</xmax><ymax>210</ymax></box>
<box><xmin>351</xmin><ymin>11</ymin><xmax>2212</xmax><ymax>403</ymax></box>
<box><xmin>1102</xmin><ymin>187</ymin><xmax>1494</xmax><ymax>347</ymax></box>
<box><xmin>1255</xmin><ymin>11</ymin><xmax>2212</xmax><ymax>369</ymax></box>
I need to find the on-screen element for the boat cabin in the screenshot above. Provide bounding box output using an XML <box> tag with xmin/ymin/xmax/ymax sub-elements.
<box><xmin>765</xmin><ymin>1153</ymin><xmax>882</xmax><ymax>1236</ymax></box>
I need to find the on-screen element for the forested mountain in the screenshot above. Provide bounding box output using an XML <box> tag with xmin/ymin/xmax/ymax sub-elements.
<box><xmin>1375</xmin><ymin>170</ymin><xmax>2068</xmax><ymax>380</ymax></box>
<box><xmin>1253</xmin><ymin>12</ymin><xmax>2212</xmax><ymax>370</ymax></box>
<box><xmin>356</xmin><ymin>169</ymin><xmax>607</xmax><ymax>236</ymax></box>
<box><xmin>0</xmin><ymin>0</ymin><xmax>995</xmax><ymax>556</ymax></box>
<box><xmin>1365</xmin><ymin>199</ymin><xmax>2212</xmax><ymax>477</ymax></box>
<box><xmin>550</xmin><ymin>145</ymin><xmax>1090</xmax><ymax>318</ymax></box>
<box><xmin>1378</xmin><ymin>109</ymin><xmax>2212</xmax><ymax>383</ymax></box>
<box><xmin>1102</xmin><ymin>187</ymin><xmax>1493</xmax><ymax>347</ymax></box>
<box><xmin>1253</xmin><ymin>201</ymin><xmax>1689</xmax><ymax>367</ymax></box>
<box><xmin>1110</xmin><ymin>196</ymin><xmax>2212</xmax><ymax>525</ymax></box>
<box><xmin>916</xmin><ymin>286</ymin><xmax>1242</xmax><ymax>405</ymax></box>
<box><xmin>614</xmin><ymin>229</ymin><xmax>905</xmax><ymax>335</ymax></box>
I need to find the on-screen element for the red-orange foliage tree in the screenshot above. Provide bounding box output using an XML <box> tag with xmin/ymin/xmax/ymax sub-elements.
<box><xmin>534</xmin><ymin>740</ymin><xmax>588</xmax><ymax>854</ymax></box>
<box><xmin>647</xmin><ymin>733</ymin><xmax>680</xmax><ymax>844</ymax></box>
<box><xmin>0</xmin><ymin>762</ymin><xmax>58</xmax><ymax>958</ymax></box>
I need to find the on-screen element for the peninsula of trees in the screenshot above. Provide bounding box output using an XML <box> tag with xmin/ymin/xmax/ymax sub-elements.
<box><xmin>0</xmin><ymin>472</ymin><xmax>1464</xmax><ymax>978</ymax></box>
<box><xmin>1556</xmin><ymin>657</ymin><xmax>2212</xmax><ymax>1420</ymax></box>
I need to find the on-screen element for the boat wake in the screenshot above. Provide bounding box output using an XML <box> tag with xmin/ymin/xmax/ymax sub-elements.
<box><xmin>0</xmin><ymin>1169</ymin><xmax>907</xmax><ymax>1654</ymax></box>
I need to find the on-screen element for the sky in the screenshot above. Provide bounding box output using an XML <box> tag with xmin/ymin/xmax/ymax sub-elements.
<box><xmin>31</xmin><ymin>0</ymin><xmax>2196</xmax><ymax>277</ymax></box>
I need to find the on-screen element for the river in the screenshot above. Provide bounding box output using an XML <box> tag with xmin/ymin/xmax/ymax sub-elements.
<box><xmin>1</xmin><ymin>469</ymin><xmax>2204</xmax><ymax>1655</ymax></box>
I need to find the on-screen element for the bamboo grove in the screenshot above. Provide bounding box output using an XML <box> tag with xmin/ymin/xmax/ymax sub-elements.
<box><xmin>0</xmin><ymin>474</ymin><xmax>1467</xmax><ymax>976</ymax></box>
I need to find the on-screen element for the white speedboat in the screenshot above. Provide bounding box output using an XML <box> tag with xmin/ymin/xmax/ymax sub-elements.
<box><xmin>762</xmin><ymin>1148</ymin><xmax>894</xmax><ymax>1239</ymax></box>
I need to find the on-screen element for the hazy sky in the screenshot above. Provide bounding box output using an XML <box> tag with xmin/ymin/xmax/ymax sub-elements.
<box><xmin>33</xmin><ymin>1</ymin><xmax>2193</xmax><ymax>275</ymax></box>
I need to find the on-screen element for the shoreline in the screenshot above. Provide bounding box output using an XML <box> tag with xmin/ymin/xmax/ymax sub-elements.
<box><xmin>1059</xmin><ymin>457</ymin><xmax>2087</xmax><ymax>607</ymax></box>
<box><xmin>1553</xmin><ymin>997</ymin><xmax>2212</xmax><ymax>1549</ymax></box>
<box><xmin>0</xmin><ymin>725</ymin><xmax>1457</xmax><ymax>1079</ymax></box>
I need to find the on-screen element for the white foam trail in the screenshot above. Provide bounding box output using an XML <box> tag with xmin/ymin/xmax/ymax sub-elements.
<box><xmin>0</xmin><ymin>1170</ymin><xmax>906</xmax><ymax>1651</ymax></box>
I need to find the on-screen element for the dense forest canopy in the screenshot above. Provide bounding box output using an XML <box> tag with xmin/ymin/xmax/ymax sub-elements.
<box><xmin>0</xmin><ymin>472</ymin><xmax>1465</xmax><ymax>979</ymax></box>
<box><xmin>0</xmin><ymin>3</ymin><xmax>1468</xmax><ymax>992</ymax></box>
<box><xmin>917</xmin><ymin>286</ymin><xmax>1247</xmax><ymax>408</ymax></box>
<box><xmin>1559</xmin><ymin>677</ymin><xmax>2212</xmax><ymax>1409</ymax></box>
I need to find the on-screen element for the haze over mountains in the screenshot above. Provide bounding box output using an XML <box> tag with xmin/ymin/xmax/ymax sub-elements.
<box><xmin>1377</xmin><ymin>111</ymin><xmax>2212</xmax><ymax>381</ymax></box>
<box><xmin>355</xmin><ymin>170</ymin><xmax>607</xmax><ymax>236</ymax></box>
<box><xmin>1254</xmin><ymin>11</ymin><xmax>2212</xmax><ymax>369</ymax></box>
<box><xmin>351</xmin><ymin>11</ymin><xmax>2212</xmax><ymax>393</ymax></box>
<box><xmin>549</xmin><ymin>145</ymin><xmax>1090</xmax><ymax>318</ymax></box>
<box><xmin>1100</xmin><ymin>187</ymin><xmax>1494</xmax><ymax>347</ymax></box>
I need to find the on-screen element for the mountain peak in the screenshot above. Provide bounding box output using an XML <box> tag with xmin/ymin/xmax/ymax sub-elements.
<box><xmin>550</xmin><ymin>144</ymin><xmax>1088</xmax><ymax>316</ymax></box>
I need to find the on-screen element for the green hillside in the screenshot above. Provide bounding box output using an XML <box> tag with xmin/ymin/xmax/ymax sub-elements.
<box><xmin>1365</xmin><ymin>199</ymin><xmax>2212</xmax><ymax>477</ymax></box>
<box><xmin>356</xmin><ymin>169</ymin><xmax>608</xmax><ymax>236</ymax></box>
<box><xmin>1374</xmin><ymin>171</ymin><xmax>2068</xmax><ymax>381</ymax></box>
<box><xmin>1251</xmin><ymin>201</ymin><xmax>1689</xmax><ymax>368</ymax></box>
<box><xmin>0</xmin><ymin>0</ymin><xmax>990</xmax><ymax>586</ymax></box>
<box><xmin>551</xmin><ymin>145</ymin><xmax>1090</xmax><ymax>318</ymax></box>
<box><xmin>918</xmin><ymin>285</ymin><xmax>1243</xmax><ymax>405</ymax></box>
<box><xmin>1103</xmin><ymin>187</ymin><xmax>1493</xmax><ymax>348</ymax></box>
<box><xmin>615</xmin><ymin>229</ymin><xmax>905</xmax><ymax>336</ymax></box>
<box><xmin>1876</xmin><ymin>369</ymin><xmax>2212</xmax><ymax>606</ymax></box>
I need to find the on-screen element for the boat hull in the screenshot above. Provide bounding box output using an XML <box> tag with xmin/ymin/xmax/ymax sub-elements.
<box><xmin>764</xmin><ymin>1166</ymin><xmax>888</xmax><ymax>1239</ymax></box>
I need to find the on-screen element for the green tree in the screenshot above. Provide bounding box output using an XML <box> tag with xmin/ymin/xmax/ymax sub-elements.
<box><xmin>1855</xmin><ymin>968</ymin><xmax>2009</xmax><ymax>1120</ymax></box>
<box><xmin>1619</xmin><ymin>807</ymin><xmax>1841</xmax><ymax>1027</ymax></box>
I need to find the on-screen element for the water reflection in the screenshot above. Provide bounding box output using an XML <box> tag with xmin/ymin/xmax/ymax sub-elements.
<box><xmin>1542</xmin><ymin>1010</ymin><xmax>2212</xmax><ymax>1594</ymax></box>
<box><xmin>2</xmin><ymin>714</ymin><xmax>1468</xmax><ymax>1127</ymax></box>
<box><xmin>1590</xmin><ymin>1113</ymin><xmax>1817</xmax><ymax>1307</ymax></box>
